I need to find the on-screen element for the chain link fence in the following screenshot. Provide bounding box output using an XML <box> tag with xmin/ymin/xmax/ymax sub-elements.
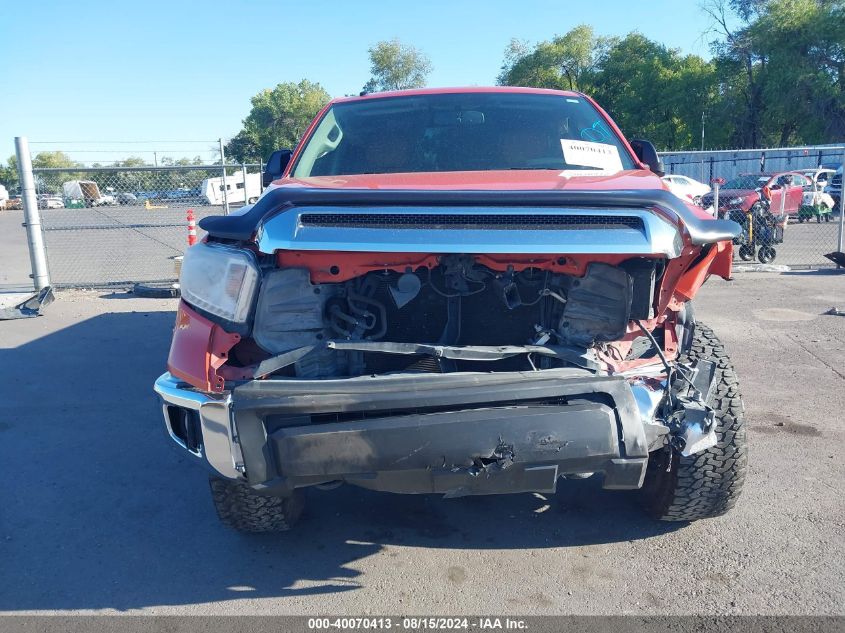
<box><xmin>659</xmin><ymin>145</ymin><xmax>845</xmax><ymax>268</ymax></box>
<box><xmin>10</xmin><ymin>138</ymin><xmax>845</xmax><ymax>290</ymax></box>
<box><xmin>31</xmin><ymin>162</ymin><xmax>262</xmax><ymax>287</ymax></box>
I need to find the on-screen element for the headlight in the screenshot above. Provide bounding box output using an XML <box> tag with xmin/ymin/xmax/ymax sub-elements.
<box><xmin>180</xmin><ymin>242</ymin><xmax>259</xmax><ymax>324</ymax></box>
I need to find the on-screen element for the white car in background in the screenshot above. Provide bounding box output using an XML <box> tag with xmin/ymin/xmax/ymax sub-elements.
<box><xmin>662</xmin><ymin>174</ymin><xmax>711</xmax><ymax>205</ymax></box>
<box><xmin>38</xmin><ymin>195</ymin><xmax>64</xmax><ymax>209</ymax></box>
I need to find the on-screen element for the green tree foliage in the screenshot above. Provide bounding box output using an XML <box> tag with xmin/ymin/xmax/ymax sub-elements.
<box><xmin>363</xmin><ymin>39</ymin><xmax>432</xmax><ymax>93</ymax></box>
<box><xmin>225</xmin><ymin>80</ymin><xmax>331</xmax><ymax>163</ymax></box>
<box><xmin>0</xmin><ymin>151</ymin><xmax>80</xmax><ymax>192</ymax></box>
<box><xmin>497</xmin><ymin>26</ymin><xmax>608</xmax><ymax>91</ymax></box>
<box><xmin>591</xmin><ymin>34</ymin><xmax>721</xmax><ymax>149</ymax></box>
<box><xmin>499</xmin><ymin>2</ymin><xmax>845</xmax><ymax>149</ymax></box>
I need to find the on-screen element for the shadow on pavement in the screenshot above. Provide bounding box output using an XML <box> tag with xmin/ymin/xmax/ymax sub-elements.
<box><xmin>0</xmin><ymin>310</ymin><xmax>680</xmax><ymax>612</ymax></box>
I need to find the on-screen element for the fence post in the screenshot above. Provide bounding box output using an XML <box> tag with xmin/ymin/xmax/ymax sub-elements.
<box><xmin>15</xmin><ymin>136</ymin><xmax>50</xmax><ymax>290</ymax></box>
<box><xmin>259</xmin><ymin>157</ymin><xmax>264</xmax><ymax>193</ymax></box>
<box><xmin>241</xmin><ymin>162</ymin><xmax>248</xmax><ymax>205</ymax></box>
<box><xmin>219</xmin><ymin>138</ymin><xmax>229</xmax><ymax>216</ymax></box>
<box><xmin>838</xmin><ymin>148</ymin><xmax>845</xmax><ymax>261</ymax></box>
<box><xmin>713</xmin><ymin>181</ymin><xmax>721</xmax><ymax>217</ymax></box>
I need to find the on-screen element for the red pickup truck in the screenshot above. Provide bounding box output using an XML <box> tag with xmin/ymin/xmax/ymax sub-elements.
<box><xmin>155</xmin><ymin>87</ymin><xmax>745</xmax><ymax>532</ymax></box>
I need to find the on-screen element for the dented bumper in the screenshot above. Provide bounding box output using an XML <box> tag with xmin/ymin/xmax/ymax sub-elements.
<box><xmin>156</xmin><ymin>368</ymin><xmax>651</xmax><ymax>495</ymax></box>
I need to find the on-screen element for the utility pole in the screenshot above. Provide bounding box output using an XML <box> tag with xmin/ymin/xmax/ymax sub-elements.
<box><xmin>700</xmin><ymin>112</ymin><xmax>706</xmax><ymax>182</ymax></box>
<box><xmin>153</xmin><ymin>151</ymin><xmax>158</xmax><ymax>167</ymax></box>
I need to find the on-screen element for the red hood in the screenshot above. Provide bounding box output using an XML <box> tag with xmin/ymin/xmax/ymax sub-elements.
<box><xmin>273</xmin><ymin>169</ymin><xmax>667</xmax><ymax>192</ymax></box>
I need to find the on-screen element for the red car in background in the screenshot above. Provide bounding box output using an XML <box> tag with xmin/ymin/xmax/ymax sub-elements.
<box><xmin>702</xmin><ymin>172</ymin><xmax>811</xmax><ymax>219</ymax></box>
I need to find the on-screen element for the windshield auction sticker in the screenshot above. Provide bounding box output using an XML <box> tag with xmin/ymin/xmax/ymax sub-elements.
<box><xmin>560</xmin><ymin>139</ymin><xmax>624</xmax><ymax>172</ymax></box>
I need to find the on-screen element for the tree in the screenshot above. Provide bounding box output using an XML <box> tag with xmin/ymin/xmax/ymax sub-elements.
<box><xmin>225</xmin><ymin>80</ymin><xmax>331</xmax><ymax>163</ymax></box>
<box><xmin>703</xmin><ymin>0</ymin><xmax>845</xmax><ymax>147</ymax></box>
<box><xmin>497</xmin><ymin>25</ymin><xmax>609</xmax><ymax>92</ymax></box>
<box><xmin>362</xmin><ymin>39</ymin><xmax>432</xmax><ymax>93</ymax></box>
<box><xmin>590</xmin><ymin>34</ymin><xmax>721</xmax><ymax>149</ymax></box>
<box><xmin>497</xmin><ymin>27</ymin><xmax>719</xmax><ymax>149</ymax></box>
<box><xmin>0</xmin><ymin>151</ymin><xmax>80</xmax><ymax>192</ymax></box>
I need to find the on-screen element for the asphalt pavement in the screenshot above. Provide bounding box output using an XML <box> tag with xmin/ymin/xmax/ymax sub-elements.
<box><xmin>1</xmin><ymin>272</ymin><xmax>843</xmax><ymax>615</ymax></box>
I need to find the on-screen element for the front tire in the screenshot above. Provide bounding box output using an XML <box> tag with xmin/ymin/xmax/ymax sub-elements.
<box><xmin>209</xmin><ymin>477</ymin><xmax>305</xmax><ymax>532</ymax></box>
<box><xmin>641</xmin><ymin>323</ymin><xmax>747</xmax><ymax>521</ymax></box>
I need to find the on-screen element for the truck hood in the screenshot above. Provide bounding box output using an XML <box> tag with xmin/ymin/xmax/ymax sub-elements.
<box><xmin>276</xmin><ymin>169</ymin><xmax>667</xmax><ymax>192</ymax></box>
<box><xmin>200</xmin><ymin>170</ymin><xmax>739</xmax><ymax>247</ymax></box>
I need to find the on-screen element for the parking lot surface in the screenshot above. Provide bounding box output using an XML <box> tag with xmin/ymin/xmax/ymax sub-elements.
<box><xmin>1</xmin><ymin>272</ymin><xmax>843</xmax><ymax>615</ymax></box>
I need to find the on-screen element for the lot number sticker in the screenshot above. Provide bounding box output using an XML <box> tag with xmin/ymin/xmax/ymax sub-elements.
<box><xmin>561</xmin><ymin>140</ymin><xmax>624</xmax><ymax>172</ymax></box>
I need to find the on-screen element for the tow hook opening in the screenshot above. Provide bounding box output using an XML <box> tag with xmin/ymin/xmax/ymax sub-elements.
<box><xmin>165</xmin><ymin>405</ymin><xmax>203</xmax><ymax>455</ymax></box>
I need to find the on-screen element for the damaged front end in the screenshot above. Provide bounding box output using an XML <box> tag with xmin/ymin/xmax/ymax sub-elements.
<box><xmin>157</xmin><ymin>190</ymin><xmax>738</xmax><ymax>497</ymax></box>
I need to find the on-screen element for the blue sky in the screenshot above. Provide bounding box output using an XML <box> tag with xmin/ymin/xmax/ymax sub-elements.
<box><xmin>1</xmin><ymin>0</ymin><xmax>723</xmax><ymax>164</ymax></box>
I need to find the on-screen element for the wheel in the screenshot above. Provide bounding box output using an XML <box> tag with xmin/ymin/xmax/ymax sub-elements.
<box><xmin>692</xmin><ymin>195</ymin><xmax>702</xmax><ymax>206</ymax></box>
<box><xmin>757</xmin><ymin>246</ymin><xmax>776</xmax><ymax>263</ymax></box>
<box><xmin>825</xmin><ymin>214</ymin><xmax>832</xmax><ymax>222</ymax></box>
<box><xmin>641</xmin><ymin>323</ymin><xmax>747</xmax><ymax>521</ymax></box>
<box><xmin>798</xmin><ymin>216</ymin><xmax>805</xmax><ymax>223</ymax></box>
<box><xmin>209</xmin><ymin>477</ymin><xmax>305</xmax><ymax>532</ymax></box>
<box><xmin>248</xmin><ymin>196</ymin><xmax>258</xmax><ymax>204</ymax></box>
<box><xmin>737</xmin><ymin>244</ymin><xmax>755</xmax><ymax>261</ymax></box>
<box><xmin>817</xmin><ymin>214</ymin><xmax>822</xmax><ymax>223</ymax></box>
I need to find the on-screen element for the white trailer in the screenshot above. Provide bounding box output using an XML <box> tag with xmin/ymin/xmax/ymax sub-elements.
<box><xmin>62</xmin><ymin>180</ymin><xmax>103</xmax><ymax>207</ymax></box>
<box><xmin>201</xmin><ymin>171</ymin><xmax>261</xmax><ymax>206</ymax></box>
<box><xmin>0</xmin><ymin>184</ymin><xmax>8</xmax><ymax>210</ymax></box>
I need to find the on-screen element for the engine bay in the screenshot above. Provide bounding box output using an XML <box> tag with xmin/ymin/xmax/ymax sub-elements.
<box><xmin>246</xmin><ymin>254</ymin><xmax>660</xmax><ymax>378</ymax></box>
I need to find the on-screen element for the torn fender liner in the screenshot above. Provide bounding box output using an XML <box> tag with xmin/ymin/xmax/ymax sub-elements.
<box><xmin>0</xmin><ymin>286</ymin><xmax>54</xmax><ymax>320</ymax></box>
<box><xmin>230</xmin><ymin>369</ymin><xmax>650</xmax><ymax>493</ymax></box>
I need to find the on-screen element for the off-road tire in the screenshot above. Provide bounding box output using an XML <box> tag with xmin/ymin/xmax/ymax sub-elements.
<box><xmin>209</xmin><ymin>477</ymin><xmax>304</xmax><ymax>532</ymax></box>
<box><xmin>641</xmin><ymin>323</ymin><xmax>747</xmax><ymax>521</ymax></box>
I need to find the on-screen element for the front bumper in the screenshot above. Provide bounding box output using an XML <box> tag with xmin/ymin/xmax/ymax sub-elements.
<box><xmin>154</xmin><ymin>368</ymin><xmax>651</xmax><ymax>496</ymax></box>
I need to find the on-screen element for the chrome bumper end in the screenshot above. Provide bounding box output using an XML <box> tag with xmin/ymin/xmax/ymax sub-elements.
<box><xmin>153</xmin><ymin>372</ymin><xmax>244</xmax><ymax>480</ymax></box>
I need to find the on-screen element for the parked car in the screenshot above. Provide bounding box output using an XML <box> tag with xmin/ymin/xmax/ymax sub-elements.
<box><xmin>5</xmin><ymin>195</ymin><xmax>23</xmax><ymax>210</ymax></box>
<box><xmin>115</xmin><ymin>192</ymin><xmax>139</xmax><ymax>205</ymax></box>
<box><xmin>661</xmin><ymin>174</ymin><xmax>710</xmax><ymax>205</ymax></box>
<box><xmin>37</xmin><ymin>195</ymin><xmax>64</xmax><ymax>209</ymax></box>
<box><xmin>701</xmin><ymin>172</ymin><xmax>809</xmax><ymax>220</ymax></box>
<box><xmin>154</xmin><ymin>87</ymin><xmax>744</xmax><ymax>532</ymax></box>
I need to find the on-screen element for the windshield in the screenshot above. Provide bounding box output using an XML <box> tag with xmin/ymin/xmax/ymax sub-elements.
<box><xmin>722</xmin><ymin>175</ymin><xmax>769</xmax><ymax>190</ymax></box>
<box><xmin>291</xmin><ymin>93</ymin><xmax>638</xmax><ymax>177</ymax></box>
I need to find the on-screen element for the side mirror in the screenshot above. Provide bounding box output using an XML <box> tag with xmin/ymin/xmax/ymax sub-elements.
<box><xmin>263</xmin><ymin>149</ymin><xmax>293</xmax><ymax>187</ymax></box>
<box><xmin>630</xmin><ymin>139</ymin><xmax>664</xmax><ymax>176</ymax></box>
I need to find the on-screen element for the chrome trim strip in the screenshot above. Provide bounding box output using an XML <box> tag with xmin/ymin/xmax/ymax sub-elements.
<box><xmin>153</xmin><ymin>372</ymin><xmax>243</xmax><ymax>480</ymax></box>
<box><xmin>256</xmin><ymin>206</ymin><xmax>683</xmax><ymax>257</ymax></box>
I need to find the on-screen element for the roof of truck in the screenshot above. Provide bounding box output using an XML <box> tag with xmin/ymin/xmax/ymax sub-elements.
<box><xmin>332</xmin><ymin>86</ymin><xmax>584</xmax><ymax>104</ymax></box>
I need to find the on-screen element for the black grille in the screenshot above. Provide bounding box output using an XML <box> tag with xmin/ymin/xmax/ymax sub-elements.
<box><xmin>299</xmin><ymin>212</ymin><xmax>644</xmax><ymax>231</ymax></box>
